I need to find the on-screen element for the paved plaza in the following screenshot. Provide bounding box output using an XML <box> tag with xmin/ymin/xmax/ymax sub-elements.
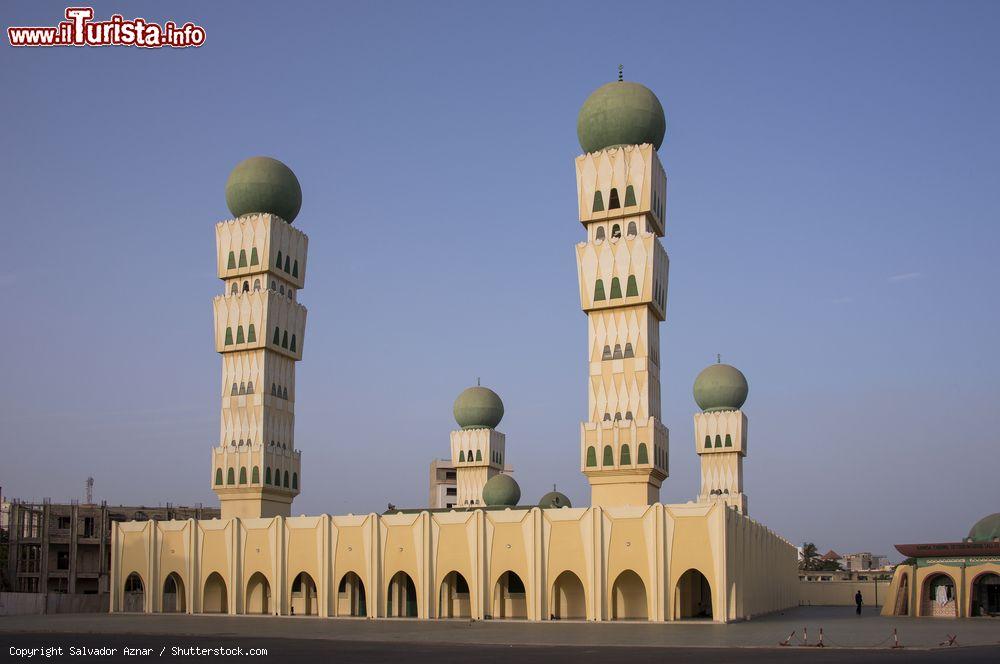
<box><xmin>2</xmin><ymin>607</ymin><xmax>998</xmax><ymax>659</ymax></box>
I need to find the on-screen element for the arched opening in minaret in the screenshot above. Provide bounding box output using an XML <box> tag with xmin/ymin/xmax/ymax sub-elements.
<box><xmin>336</xmin><ymin>572</ymin><xmax>366</xmax><ymax>617</ymax></box>
<box><xmin>386</xmin><ymin>571</ymin><xmax>418</xmax><ymax>617</ymax></box>
<box><xmin>675</xmin><ymin>569</ymin><xmax>713</xmax><ymax>620</ymax></box>
<box><xmin>162</xmin><ymin>572</ymin><xmax>185</xmax><ymax>613</ymax></box>
<box><xmin>610</xmin><ymin>570</ymin><xmax>647</xmax><ymax>620</ymax></box>
<box><xmin>550</xmin><ymin>571</ymin><xmax>586</xmax><ymax>619</ymax></box>
<box><xmin>245</xmin><ymin>572</ymin><xmax>272</xmax><ymax>615</ymax></box>
<box><xmin>608</xmin><ymin>188</ymin><xmax>621</xmax><ymax>210</ymax></box>
<box><xmin>122</xmin><ymin>572</ymin><xmax>145</xmax><ymax>613</ymax></box>
<box><xmin>492</xmin><ymin>571</ymin><xmax>527</xmax><ymax>619</ymax></box>
<box><xmin>290</xmin><ymin>572</ymin><xmax>318</xmax><ymax>616</ymax></box>
<box><xmin>438</xmin><ymin>571</ymin><xmax>470</xmax><ymax>618</ymax></box>
<box><xmin>202</xmin><ymin>572</ymin><xmax>227</xmax><ymax>613</ymax></box>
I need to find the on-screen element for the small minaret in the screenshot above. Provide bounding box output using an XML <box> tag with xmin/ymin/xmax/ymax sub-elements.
<box><xmin>450</xmin><ymin>385</ymin><xmax>506</xmax><ymax>507</ymax></box>
<box><xmin>574</xmin><ymin>75</ymin><xmax>670</xmax><ymax>507</ymax></box>
<box><xmin>211</xmin><ymin>156</ymin><xmax>308</xmax><ymax>519</ymax></box>
<box><xmin>693</xmin><ymin>359</ymin><xmax>750</xmax><ymax>514</ymax></box>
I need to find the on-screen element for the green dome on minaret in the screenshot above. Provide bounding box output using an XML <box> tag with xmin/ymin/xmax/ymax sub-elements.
<box><xmin>225</xmin><ymin>156</ymin><xmax>302</xmax><ymax>223</ymax></box>
<box><xmin>453</xmin><ymin>385</ymin><xmax>504</xmax><ymax>430</ymax></box>
<box><xmin>577</xmin><ymin>78</ymin><xmax>666</xmax><ymax>154</ymax></box>
<box><xmin>968</xmin><ymin>513</ymin><xmax>1000</xmax><ymax>542</ymax></box>
<box><xmin>693</xmin><ymin>361</ymin><xmax>749</xmax><ymax>412</ymax></box>
<box><xmin>538</xmin><ymin>491</ymin><xmax>572</xmax><ymax>509</ymax></box>
<box><xmin>483</xmin><ymin>474</ymin><xmax>520</xmax><ymax>507</ymax></box>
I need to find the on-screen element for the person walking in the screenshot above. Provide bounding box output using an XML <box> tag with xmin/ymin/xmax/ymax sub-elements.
<box><xmin>855</xmin><ymin>590</ymin><xmax>863</xmax><ymax>615</ymax></box>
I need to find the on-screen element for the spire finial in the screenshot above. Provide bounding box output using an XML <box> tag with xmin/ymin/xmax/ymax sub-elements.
<box><xmin>618</xmin><ymin>64</ymin><xmax>623</xmax><ymax>82</ymax></box>
<box><xmin>717</xmin><ymin>353</ymin><xmax>721</xmax><ymax>364</ymax></box>
<box><xmin>477</xmin><ymin>377</ymin><xmax>481</xmax><ymax>387</ymax></box>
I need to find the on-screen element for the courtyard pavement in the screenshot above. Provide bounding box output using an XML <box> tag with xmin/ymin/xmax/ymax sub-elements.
<box><xmin>2</xmin><ymin>606</ymin><xmax>999</xmax><ymax>651</ymax></box>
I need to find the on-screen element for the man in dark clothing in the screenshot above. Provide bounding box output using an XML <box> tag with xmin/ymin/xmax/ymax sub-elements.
<box><xmin>855</xmin><ymin>590</ymin><xmax>863</xmax><ymax>615</ymax></box>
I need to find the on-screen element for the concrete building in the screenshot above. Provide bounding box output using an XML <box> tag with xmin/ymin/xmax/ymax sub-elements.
<box><xmin>108</xmin><ymin>77</ymin><xmax>799</xmax><ymax>622</ymax></box>
<box><xmin>5</xmin><ymin>501</ymin><xmax>217</xmax><ymax>596</ymax></box>
<box><xmin>428</xmin><ymin>461</ymin><xmax>457</xmax><ymax>510</ymax></box>
<box><xmin>842</xmin><ymin>552</ymin><xmax>890</xmax><ymax>572</ymax></box>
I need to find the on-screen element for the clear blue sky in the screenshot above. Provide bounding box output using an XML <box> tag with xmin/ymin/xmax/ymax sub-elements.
<box><xmin>2</xmin><ymin>1</ymin><xmax>998</xmax><ymax>559</ymax></box>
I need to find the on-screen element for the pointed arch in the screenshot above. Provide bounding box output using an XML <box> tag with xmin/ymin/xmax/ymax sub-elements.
<box><xmin>273</xmin><ymin>327</ymin><xmax>280</xmax><ymax>345</ymax></box>
<box><xmin>602</xmin><ymin>445</ymin><xmax>614</xmax><ymax>466</ymax></box>
<box><xmin>611</xmin><ymin>570</ymin><xmax>647</xmax><ymax>620</ymax></box>
<box><xmin>284</xmin><ymin>256</ymin><xmax>291</xmax><ymax>272</ymax></box>
<box><xmin>715</xmin><ymin>435</ymin><xmax>722</xmax><ymax>448</ymax></box>
<box><xmin>275</xmin><ymin>251</ymin><xmax>283</xmax><ymax>269</ymax></box>
<box><xmin>214</xmin><ymin>468</ymin><xmax>223</xmax><ymax>485</ymax></box>
<box><xmin>626</xmin><ymin>275</ymin><xmax>639</xmax><ymax>297</ymax></box>
<box><xmin>610</xmin><ymin>277</ymin><xmax>622</xmax><ymax>299</ymax></box>
<box><xmin>292</xmin><ymin>472</ymin><xmax>298</xmax><ymax>490</ymax></box>
<box><xmin>122</xmin><ymin>572</ymin><xmax>145</xmax><ymax>612</ymax></box>
<box><xmin>439</xmin><ymin>571</ymin><xmax>471</xmax><ymax>618</ymax></box>
<box><xmin>637</xmin><ymin>443</ymin><xmax>649</xmax><ymax>465</ymax></box>
<box><xmin>290</xmin><ymin>334</ymin><xmax>297</xmax><ymax>353</ymax></box>
<box><xmin>251</xmin><ymin>466</ymin><xmax>259</xmax><ymax>484</ymax></box>
<box><xmin>705</xmin><ymin>435</ymin><xmax>712</xmax><ymax>449</ymax></box>
<box><xmin>250</xmin><ymin>247</ymin><xmax>259</xmax><ymax>265</ymax></box>
<box><xmin>725</xmin><ymin>434</ymin><xmax>732</xmax><ymax>447</ymax></box>
<box><xmin>551</xmin><ymin>570</ymin><xmax>586</xmax><ymax>619</ymax></box>
<box><xmin>224</xmin><ymin>328</ymin><xmax>233</xmax><ymax>345</ymax></box>
<box><xmin>290</xmin><ymin>571</ymin><xmax>318</xmax><ymax>616</ymax></box>
<box><xmin>459</xmin><ymin>450</ymin><xmax>465</xmax><ymax>462</ymax></box>
<box><xmin>608</xmin><ymin>187</ymin><xmax>621</xmax><ymax>209</ymax></box>
<box><xmin>592</xmin><ymin>191</ymin><xmax>604</xmax><ymax>212</ymax></box>
<box><xmin>595</xmin><ymin>226</ymin><xmax>606</xmax><ymax>241</ymax></box>
<box><xmin>245</xmin><ymin>572</ymin><xmax>271</xmax><ymax>615</ymax></box>
<box><xmin>236</xmin><ymin>326</ymin><xmax>245</xmax><ymax>344</ymax></box>
<box><xmin>492</xmin><ymin>571</ymin><xmax>527</xmax><ymax>619</ymax></box>
<box><xmin>226</xmin><ymin>468</ymin><xmax>235</xmax><ymax>485</ymax></box>
<box><xmin>247</xmin><ymin>324</ymin><xmax>256</xmax><ymax>343</ymax></box>
<box><xmin>281</xmin><ymin>330</ymin><xmax>288</xmax><ymax>349</ymax></box>
<box><xmin>292</xmin><ymin>260</ymin><xmax>299</xmax><ymax>278</ymax></box>
<box><xmin>238</xmin><ymin>249</ymin><xmax>247</xmax><ymax>268</ymax></box>
<box><xmin>475</xmin><ymin>449</ymin><xmax>482</xmax><ymax>462</ymax></box>
<box><xmin>201</xmin><ymin>572</ymin><xmax>227</xmax><ymax>613</ymax></box>
<box><xmin>337</xmin><ymin>572</ymin><xmax>367</xmax><ymax>617</ymax></box>
<box><xmin>239</xmin><ymin>467</ymin><xmax>247</xmax><ymax>484</ymax></box>
<box><xmin>624</xmin><ymin>185</ymin><xmax>637</xmax><ymax>207</ymax></box>
<box><xmin>586</xmin><ymin>446</ymin><xmax>597</xmax><ymax>467</ymax></box>
<box><xmin>162</xmin><ymin>572</ymin><xmax>186</xmax><ymax>613</ymax></box>
<box><xmin>227</xmin><ymin>251</ymin><xmax>236</xmax><ymax>270</ymax></box>
<box><xmin>620</xmin><ymin>444</ymin><xmax>631</xmax><ymax>465</ymax></box>
<box><xmin>265</xmin><ymin>467</ymin><xmax>272</xmax><ymax>484</ymax></box>
<box><xmin>283</xmin><ymin>471</ymin><xmax>289</xmax><ymax>488</ymax></box>
<box><xmin>675</xmin><ymin>569</ymin><xmax>713</xmax><ymax>619</ymax></box>
<box><xmin>386</xmin><ymin>571</ymin><xmax>418</xmax><ymax>617</ymax></box>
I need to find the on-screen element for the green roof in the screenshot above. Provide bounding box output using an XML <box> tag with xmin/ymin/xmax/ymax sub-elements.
<box><xmin>968</xmin><ymin>513</ymin><xmax>1000</xmax><ymax>542</ymax></box>
<box><xmin>538</xmin><ymin>491</ymin><xmax>572</xmax><ymax>509</ymax></box>
<box><xmin>577</xmin><ymin>81</ymin><xmax>666</xmax><ymax>154</ymax></box>
<box><xmin>483</xmin><ymin>474</ymin><xmax>520</xmax><ymax>507</ymax></box>
<box><xmin>225</xmin><ymin>156</ymin><xmax>302</xmax><ymax>223</ymax></box>
<box><xmin>453</xmin><ymin>385</ymin><xmax>504</xmax><ymax>430</ymax></box>
<box><xmin>693</xmin><ymin>362</ymin><xmax>749</xmax><ymax>412</ymax></box>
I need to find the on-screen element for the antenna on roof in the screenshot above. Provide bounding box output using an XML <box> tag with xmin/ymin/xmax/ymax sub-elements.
<box><xmin>618</xmin><ymin>64</ymin><xmax>624</xmax><ymax>82</ymax></box>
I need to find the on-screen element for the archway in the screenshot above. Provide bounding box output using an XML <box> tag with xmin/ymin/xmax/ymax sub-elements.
<box><xmin>492</xmin><ymin>571</ymin><xmax>527</xmax><ymax>619</ymax></box>
<box><xmin>336</xmin><ymin>572</ymin><xmax>366</xmax><ymax>617</ymax></box>
<box><xmin>438</xmin><ymin>571</ymin><xmax>471</xmax><ymax>618</ymax></box>
<box><xmin>123</xmin><ymin>572</ymin><xmax>145</xmax><ymax>613</ymax></box>
<box><xmin>550</xmin><ymin>571</ymin><xmax>586</xmax><ymax>619</ymax></box>
<box><xmin>245</xmin><ymin>572</ymin><xmax>272</xmax><ymax>615</ymax></box>
<box><xmin>920</xmin><ymin>573</ymin><xmax>956</xmax><ymax>617</ymax></box>
<box><xmin>611</xmin><ymin>570</ymin><xmax>647</xmax><ymax>620</ymax></box>
<box><xmin>290</xmin><ymin>572</ymin><xmax>318</xmax><ymax>616</ymax></box>
<box><xmin>675</xmin><ymin>569</ymin><xmax>713</xmax><ymax>619</ymax></box>
<box><xmin>971</xmin><ymin>572</ymin><xmax>1000</xmax><ymax>617</ymax></box>
<box><xmin>161</xmin><ymin>572</ymin><xmax>185</xmax><ymax>613</ymax></box>
<box><xmin>386</xmin><ymin>571</ymin><xmax>418</xmax><ymax>617</ymax></box>
<box><xmin>893</xmin><ymin>573</ymin><xmax>910</xmax><ymax>616</ymax></box>
<box><xmin>202</xmin><ymin>572</ymin><xmax>228</xmax><ymax>613</ymax></box>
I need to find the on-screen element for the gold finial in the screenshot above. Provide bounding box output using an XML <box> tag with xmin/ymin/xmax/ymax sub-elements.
<box><xmin>618</xmin><ymin>64</ymin><xmax>624</xmax><ymax>82</ymax></box>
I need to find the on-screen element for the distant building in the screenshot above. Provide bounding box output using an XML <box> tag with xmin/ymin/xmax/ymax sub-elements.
<box><xmin>428</xmin><ymin>460</ymin><xmax>457</xmax><ymax>509</ymax></box>
<box><xmin>842</xmin><ymin>552</ymin><xmax>890</xmax><ymax>572</ymax></box>
<box><xmin>4</xmin><ymin>500</ymin><xmax>218</xmax><ymax>595</ymax></box>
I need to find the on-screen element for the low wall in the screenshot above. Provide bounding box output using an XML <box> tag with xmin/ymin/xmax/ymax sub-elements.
<box><xmin>0</xmin><ymin>592</ymin><xmax>109</xmax><ymax>615</ymax></box>
<box><xmin>798</xmin><ymin>580</ymin><xmax>890</xmax><ymax>606</ymax></box>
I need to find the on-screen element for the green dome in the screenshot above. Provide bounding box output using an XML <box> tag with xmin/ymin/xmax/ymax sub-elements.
<box><xmin>577</xmin><ymin>81</ymin><xmax>666</xmax><ymax>154</ymax></box>
<box><xmin>968</xmin><ymin>513</ymin><xmax>1000</xmax><ymax>542</ymax></box>
<box><xmin>225</xmin><ymin>156</ymin><xmax>302</xmax><ymax>223</ymax></box>
<box><xmin>538</xmin><ymin>491</ymin><xmax>572</xmax><ymax>509</ymax></box>
<box><xmin>483</xmin><ymin>474</ymin><xmax>520</xmax><ymax>507</ymax></box>
<box><xmin>453</xmin><ymin>386</ymin><xmax>504</xmax><ymax>430</ymax></box>
<box><xmin>693</xmin><ymin>363</ymin><xmax>749</xmax><ymax>412</ymax></box>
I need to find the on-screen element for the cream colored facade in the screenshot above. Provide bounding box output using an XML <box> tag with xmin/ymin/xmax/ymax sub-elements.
<box><xmin>109</xmin><ymin>83</ymin><xmax>801</xmax><ymax>622</ymax></box>
<box><xmin>211</xmin><ymin>213</ymin><xmax>306</xmax><ymax>519</ymax></box>
<box><xmin>110</xmin><ymin>502</ymin><xmax>796</xmax><ymax>621</ymax></box>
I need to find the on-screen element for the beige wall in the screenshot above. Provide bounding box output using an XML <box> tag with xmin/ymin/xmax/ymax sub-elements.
<box><xmin>110</xmin><ymin>501</ymin><xmax>796</xmax><ymax>623</ymax></box>
<box><xmin>799</xmin><ymin>580</ymin><xmax>890</xmax><ymax>606</ymax></box>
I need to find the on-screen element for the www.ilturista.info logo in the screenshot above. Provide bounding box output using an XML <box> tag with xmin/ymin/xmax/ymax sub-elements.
<box><xmin>8</xmin><ymin>7</ymin><xmax>205</xmax><ymax>48</ymax></box>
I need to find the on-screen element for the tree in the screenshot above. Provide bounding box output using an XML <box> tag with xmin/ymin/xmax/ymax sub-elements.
<box><xmin>800</xmin><ymin>542</ymin><xmax>819</xmax><ymax>570</ymax></box>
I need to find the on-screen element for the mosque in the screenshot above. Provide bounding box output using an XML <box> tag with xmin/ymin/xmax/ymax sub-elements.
<box><xmin>109</xmin><ymin>77</ymin><xmax>800</xmax><ymax>621</ymax></box>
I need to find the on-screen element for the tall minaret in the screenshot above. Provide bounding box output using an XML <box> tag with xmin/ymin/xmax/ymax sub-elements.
<box><xmin>693</xmin><ymin>360</ymin><xmax>750</xmax><ymax>514</ymax></box>
<box><xmin>210</xmin><ymin>156</ymin><xmax>308</xmax><ymax>519</ymax></box>
<box><xmin>449</xmin><ymin>385</ymin><xmax>506</xmax><ymax>507</ymax></box>
<box><xmin>575</xmin><ymin>74</ymin><xmax>670</xmax><ymax>507</ymax></box>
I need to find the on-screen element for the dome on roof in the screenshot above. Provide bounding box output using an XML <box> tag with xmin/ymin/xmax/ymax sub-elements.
<box><xmin>453</xmin><ymin>385</ymin><xmax>504</xmax><ymax>430</ymax></box>
<box><xmin>482</xmin><ymin>474</ymin><xmax>520</xmax><ymax>507</ymax></box>
<box><xmin>577</xmin><ymin>80</ymin><xmax>666</xmax><ymax>154</ymax></box>
<box><xmin>225</xmin><ymin>156</ymin><xmax>302</xmax><ymax>223</ymax></box>
<box><xmin>538</xmin><ymin>491</ymin><xmax>572</xmax><ymax>509</ymax></box>
<box><xmin>693</xmin><ymin>362</ymin><xmax>749</xmax><ymax>412</ymax></box>
<box><xmin>968</xmin><ymin>513</ymin><xmax>1000</xmax><ymax>542</ymax></box>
